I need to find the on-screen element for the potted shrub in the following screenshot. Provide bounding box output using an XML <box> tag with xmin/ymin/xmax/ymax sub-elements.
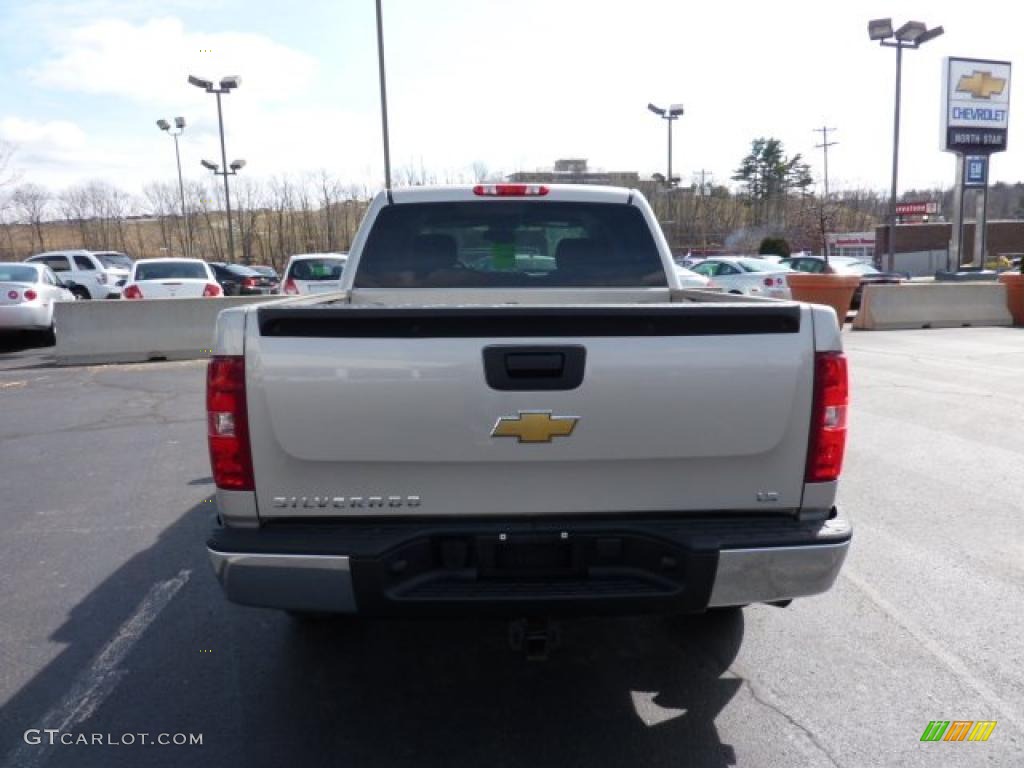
<box><xmin>767</xmin><ymin>237</ymin><xmax>859</xmax><ymax>328</ymax></box>
<box><xmin>998</xmin><ymin>259</ymin><xmax>1024</xmax><ymax>326</ymax></box>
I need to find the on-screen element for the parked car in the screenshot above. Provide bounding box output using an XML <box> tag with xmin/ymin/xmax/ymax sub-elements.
<box><xmin>25</xmin><ymin>250</ymin><xmax>132</xmax><ymax>300</ymax></box>
<box><xmin>280</xmin><ymin>253</ymin><xmax>347</xmax><ymax>295</ymax></box>
<box><xmin>674</xmin><ymin>264</ymin><xmax>711</xmax><ymax>288</ymax></box>
<box><xmin>121</xmin><ymin>258</ymin><xmax>223</xmax><ymax>299</ymax></box>
<box><xmin>0</xmin><ymin>262</ymin><xmax>76</xmax><ymax>342</ymax></box>
<box><xmin>208</xmin><ymin>262</ymin><xmax>277</xmax><ymax>295</ymax></box>
<box><xmin>780</xmin><ymin>255</ymin><xmax>906</xmax><ymax>308</ymax></box>
<box><xmin>688</xmin><ymin>256</ymin><xmax>793</xmax><ymax>298</ymax></box>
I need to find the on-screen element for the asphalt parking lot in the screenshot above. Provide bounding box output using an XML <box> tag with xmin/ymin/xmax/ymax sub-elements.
<box><xmin>0</xmin><ymin>328</ymin><xmax>1022</xmax><ymax>767</ymax></box>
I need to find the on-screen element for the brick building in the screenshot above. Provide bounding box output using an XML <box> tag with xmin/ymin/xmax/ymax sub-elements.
<box><xmin>873</xmin><ymin>221</ymin><xmax>1024</xmax><ymax>274</ymax></box>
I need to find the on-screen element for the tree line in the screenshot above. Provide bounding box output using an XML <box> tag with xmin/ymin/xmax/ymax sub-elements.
<box><xmin>3</xmin><ymin>137</ymin><xmax>1024</xmax><ymax>263</ymax></box>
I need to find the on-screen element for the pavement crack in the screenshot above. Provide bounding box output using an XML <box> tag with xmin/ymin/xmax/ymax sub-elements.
<box><xmin>736</xmin><ymin>675</ymin><xmax>844</xmax><ymax>767</ymax></box>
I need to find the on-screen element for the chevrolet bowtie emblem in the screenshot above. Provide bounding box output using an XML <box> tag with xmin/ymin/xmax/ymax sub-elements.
<box><xmin>491</xmin><ymin>411</ymin><xmax>579</xmax><ymax>443</ymax></box>
<box><xmin>956</xmin><ymin>70</ymin><xmax>1006</xmax><ymax>100</ymax></box>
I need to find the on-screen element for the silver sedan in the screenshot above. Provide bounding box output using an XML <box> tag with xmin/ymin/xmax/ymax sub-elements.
<box><xmin>0</xmin><ymin>262</ymin><xmax>76</xmax><ymax>341</ymax></box>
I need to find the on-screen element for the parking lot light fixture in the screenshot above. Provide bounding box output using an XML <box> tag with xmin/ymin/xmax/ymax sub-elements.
<box><xmin>868</xmin><ymin>18</ymin><xmax>893</xmax><ymax>41</ymax></box>
<box><xmin>867</xmin><ymin>19</ymin><xmax>944</xmax><ymax>271</ymax></box>
<box><xmin>229</xmin><ymin>159</ymin><xmax>246</xmax><ymax>171</ymax></box>
<box><xmin>156</xmin><ymin>116</ymin><xmax>191</xmax><ymax>258</ymax></box>
<box><xmin>188</xmin><ymin>73</ymin><xmax>242</xmax><ymax>262</ymax></box>
<box><xmin>201</xmin><ymin>159</ymin><xmax>219</xmax><ymax>172</ymax></box>
<box><xmin>648</xmin><ymin>101</ymin><xmax>684</xmax><ymax>189</ymax></box>
<box><xmin>894</xmin><ymin>21</ymin><xmax>927</xmax><ymax>43</ymax></box>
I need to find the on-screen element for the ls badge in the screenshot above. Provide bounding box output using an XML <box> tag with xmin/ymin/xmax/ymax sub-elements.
<box><xmin>491</xmin><ymin>411</ymin><xmax>579</xmax><ymax>443</ymax></box>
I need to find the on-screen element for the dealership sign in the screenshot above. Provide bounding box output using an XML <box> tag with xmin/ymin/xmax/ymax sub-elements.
<box><xmin>941</xmin><ymin>57</ymin><xmax>1011</xmax><ymax>153</ymax></box>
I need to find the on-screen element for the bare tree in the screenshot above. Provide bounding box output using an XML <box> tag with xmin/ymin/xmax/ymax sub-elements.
<box><xmin>12</xmin><ymin>183</ymin><xmax>50</xmax><ymax>252</ymax></box>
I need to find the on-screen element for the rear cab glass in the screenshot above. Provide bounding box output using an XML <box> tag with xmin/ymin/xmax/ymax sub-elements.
<box><xmin>134</xmin><ymin>262</ymin><xmax>209</xmax><ymax>281</ymax></box>
<box><xmin>353</xmin><ymin>201</ymin><xmax>666</xmax><ymax>288</ymax></box>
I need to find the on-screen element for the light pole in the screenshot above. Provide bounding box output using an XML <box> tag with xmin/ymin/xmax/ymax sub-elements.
<box><xmin>647</xmin><ymin>103</ymin><xmax>684</xmax><ymax>188</ymax></box>
<box><xmin>188</xmin><ymin>75</ymin><xmax>242</xmax><ymax>262</ymax></box>
<box><xmin>200</xmin><ymin>158</ymin><xmax>246</xmax><ymax>262</ymax></box>
<box><xmin>868</xmin><ymin>18</ymin><xmax>943</xmax><ymax>271</ymax></box>
<box><xmin>156</xmin><ymin>117</ymin><xmax>190</xmax><ymax>258</ymax></box>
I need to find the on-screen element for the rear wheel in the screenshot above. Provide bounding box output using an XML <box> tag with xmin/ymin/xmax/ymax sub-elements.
<box><xmin>71</xmin><ymin>287</ymin><xmax>90</xmax><ymax>301</ymax></box>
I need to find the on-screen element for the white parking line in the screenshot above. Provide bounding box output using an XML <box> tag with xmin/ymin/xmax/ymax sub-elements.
<box><xmin>3</xmin><ymin>570</ymin><xmax>191</xmax><ymax>768</ymax></box>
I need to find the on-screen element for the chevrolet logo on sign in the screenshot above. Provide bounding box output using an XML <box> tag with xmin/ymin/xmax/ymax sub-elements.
<box><xmin>956</xmin><ymin>71</ymin><xmax>1007</xmax><ymax>100</ymax></box>
<box><xmin>491</xmin><ymin>411</ymin><xmax>578</xmax><ymax>443</ymax></box>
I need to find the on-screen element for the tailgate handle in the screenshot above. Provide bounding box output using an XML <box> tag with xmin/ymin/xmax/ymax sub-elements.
<box><xmin>483</xmin><ymin>345</ymin><xmax>586</xmax><ymax>391</ymax></box>
<box><xmin>505</xmin><ymin>353</ymin><xmax>564</xmax><ymax>378</ymax></box>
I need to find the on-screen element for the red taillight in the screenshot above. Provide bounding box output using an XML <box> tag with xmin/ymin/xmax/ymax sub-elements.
<box><xmin>283</xmin><ymin>277</ymin><xmax>298</xmax><ymax>294</ymax></box>
<box><xmin>763</xmin><ymin>277</ymin><xmax>774</xmax><ymax>286</ymax></box>
<box><xmin>242</xmin><ymin>277</ymin><xmax>258</xmax><ymax>288</ymax></box>
<box><xmin>473</xmin><ymin>184</ymin><xmax>549</xmax><ymax>197</ymax></box>
<box><xmin>23</xmin><ymin>289</ymin><xmax>38</xmax><ymax>300</ymax></box>
<box><xmin>203</xmin><ymin>283</ymin><xmax>223</xmax><ymax>297</ymax></box>
<box><xmin>123</xmin><ymin>284</ymin><xmax>143</xmax><ymax>299</ymax></box>
<box><xmin>207</xmin><ymin>355</ymin><xmax>253</xmax><ymax>491</ymax></box>
<box><xmin>8</xmin><ymin>290</ymin><xmax>19</xmax><ymax>300</ymax></box>
<box><xmin>805</xmin><ymin>352</ymin><xmax>849</xmax><ymax>483</ymax></box>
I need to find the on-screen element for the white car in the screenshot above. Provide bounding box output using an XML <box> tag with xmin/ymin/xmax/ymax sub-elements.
<box><xmin>281</xmin><ymin>253</ymin><xmax>347</xmax><ymax>295</ymax></box>
<box><xmin>673</xmin><ymin>264</ymin><xmax>711</xmax><ymax>288</ymax></box>
<box><xmin>25</xmin><ymin>250</ymin><xmax>132</xmax><ymax>300</ymax></box>
<box><xmin>689</xmin><ymin>257</ymin><xmax>792</xmax><ymax>299</ymax></box>
<box><xmin>121</xmin><ymin>258</ymin><xmax>224</xmax><ymax>300</ymax></box>
<box><xmin>0</xmin><ymin>262</ymin><xmax>76</xmax><ymax>341</ymax></box>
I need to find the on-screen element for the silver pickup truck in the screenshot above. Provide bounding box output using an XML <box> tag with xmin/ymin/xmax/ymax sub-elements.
<box><xmin>206</xmin><ymin>184</ymin><xmax>851</xmax><ymax>619</ymax></box>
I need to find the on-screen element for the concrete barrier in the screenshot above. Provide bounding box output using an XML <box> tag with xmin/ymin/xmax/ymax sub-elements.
<box><xmin>54</xmin><ymin>296</ymin><xmax>286</xmax><ymax>365</ymax></box>
<box><xmin>853</xmin><ymin>283</ymin><xmax>1012</xmax><ymax>331</ymax></box>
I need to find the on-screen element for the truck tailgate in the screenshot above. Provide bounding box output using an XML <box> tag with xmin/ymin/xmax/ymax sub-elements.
<box><xmin>245</xmin><ymin>304</ymin><xmax>815</xmax><ymax>517</ymax></box>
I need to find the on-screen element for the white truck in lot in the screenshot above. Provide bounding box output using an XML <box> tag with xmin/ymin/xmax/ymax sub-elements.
<box><xmin>205</xmin><ymin>184</ymin><xmax>851</xmax><ymax>621</ymax></box>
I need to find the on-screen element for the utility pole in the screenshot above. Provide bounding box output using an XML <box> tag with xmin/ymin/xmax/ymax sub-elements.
<box><xmin>814</xmin><ymin>126</ymin><xmax>838</xmax><ymax>259</ymax></box>
<box><xmin>695</xmin><ymin>169</ymin><xmax>714</xmax><ymax>255</ymax></box>
<box><xmin>813</xmin><ymin>126</ymin><xmax>838</xmax><ymax>199</ymax></box>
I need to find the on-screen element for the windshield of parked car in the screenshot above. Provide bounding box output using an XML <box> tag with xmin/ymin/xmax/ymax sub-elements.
<box><xmin>737</xmin><ymin>258</ymin><xmax>792</xmax><ymax>273</ymax></box>
<box><xmin>355</xmin><ymin>201</ymin><xmax>666</xmax><ymax>288</ymax></box>
<box><xmin>95</xmin><ymin>253</ymin><xmax>133</xmax><ymax>269</ymax></box>
<box><xmin>289</xmin><ymin>258</ymin><xmax>346</xmax><ymax>281</ymax></box>
<box><xmin>222</xmin><ymin>264</ymin><xmax>261</xmax><ymax>276</ymax></box>
<box><xmin>134</xmin><ymin>262</ymin><xmax>209</xmax><ymax>280</ymax></box>
<box><xmin>0</xmin><ymin>265</ymin><xmax>40</xmax><ymax>282</ymax></box>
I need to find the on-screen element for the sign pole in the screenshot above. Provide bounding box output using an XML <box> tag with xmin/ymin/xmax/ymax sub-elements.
<box><xmin>950</xmin><ymin>155</ymin><xmax>965</xmax><ymax>272</ymax></box>
<box><xmin>974</xmin><ymin>181</ymin><xmax>989</xmax><ymax>268</ymax></box>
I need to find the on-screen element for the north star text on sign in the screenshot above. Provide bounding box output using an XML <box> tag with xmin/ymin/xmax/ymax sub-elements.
<box><xmin>951</xmin><ymin>107</ymin><xmax>1008</xmax><ymax>121</ymax></box>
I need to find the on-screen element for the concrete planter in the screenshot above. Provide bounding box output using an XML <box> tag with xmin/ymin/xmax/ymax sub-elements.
<box><xmin>786</xmin><ymin>274</ymin><xmax>861</xmax><ymax>328</ymax></box>
<box><xmin>998</xmin><ymin>273</ymin><xmax>1024</xmax><ymax>326</ymax></box>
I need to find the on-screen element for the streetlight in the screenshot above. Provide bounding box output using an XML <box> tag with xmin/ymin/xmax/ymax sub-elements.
<box><xmin>188</xmin><ymin>74</ymin><xmax>242</xmax><ymax>262</ymax></box>
<box><xmin>868</xmin><ymin>18</ymin><xmax>943</xmax><ymax>271</ymax></box>
<box><xmin>647</xmin><ymin>103</ymin><xmax>684</xmax><ymax>188</ymax></box>
<box><xmin>156</xmin><ymin>116</ymin><xmax>190</xmax><ymax>258</ymax></box>
<box><xmin>199</xmin><ymin>158</ymin><xmax>246</xmax><ymax>259</ymax></box>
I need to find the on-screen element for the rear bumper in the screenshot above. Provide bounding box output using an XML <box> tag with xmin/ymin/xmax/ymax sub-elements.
<box><xmin>0</xmin><ymin>304</ymin><xmax>51</xmax><ymax>330</ymax></box>
<box><xmin>207</xmin><ymin>512</ymin><xmax>851</xmax><ymax>616</ymax></box>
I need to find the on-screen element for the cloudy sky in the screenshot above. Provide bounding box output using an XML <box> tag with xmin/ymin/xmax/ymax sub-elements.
<box><xmin>1</xmin><ymin>0</ymin><xmax>1022</xmax><ymax>198</ymax></box>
